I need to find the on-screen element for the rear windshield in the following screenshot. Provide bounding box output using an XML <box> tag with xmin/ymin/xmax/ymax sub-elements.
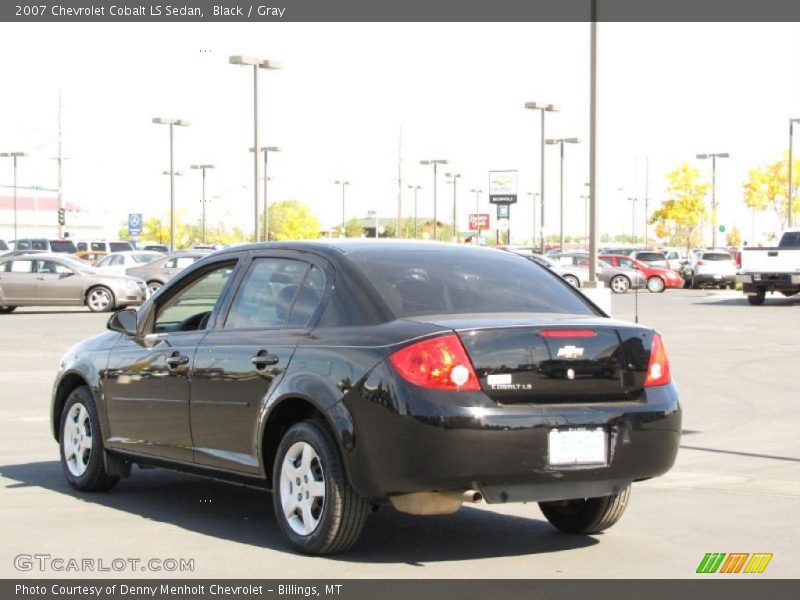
<box><xmin>702</xmin><ymin>252</ymin><xmax>733</xmax><ymax>261</ymax></box>
<box><xmin>110</xmin><ymin>242</ymin><xmax>134</xmax><ymax>252</ymax></box>
<box><xmin>50</xmin><ymin>240</ymin><xmax>78</xmax><ymax>253</ymax></box>
<box><xmin>779</xmin><ymin>231</ymin><xmax>800</xmax><ymax>248</ymax></box>
<box><xmin>635</xmin><ymin>252</ymin><xmax>665</xmax><ymax>262</ymax></box>
<box><xmin>348</xmin><ymin>248</ymin><xmax>597</xmax><ymax>318</ymax></box>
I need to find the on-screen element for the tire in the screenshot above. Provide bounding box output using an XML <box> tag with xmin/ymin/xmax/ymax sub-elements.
<box><xmin>146</xmin><ymin>281</ymin><xmax>163</xmax><ymax>296</ymax></box>
<box><xmin>86</xmin><ymin>286</ymin><xmax>115</xmax><ymax>313</ymax></box>
<box><xmin>690</xmin><ymin>277</ymin><xmax>700</xmax><ymax>289</ymax></box>
<box><xmin>609</xmin><ymin>275</ymin><xmax>630</xmax><ymax>294</ymax></box>
<box><xmin>272</xmin><ymin>420</ymin><xmax>369</xmax><ymax>555</ymax></box>
<box><xmin>563</xmin><ymin>274</ymin><xmax>580</xmax><ymax>288</ymax></box>
<box><xmin>0</xmin><ymin>306</ymin><xmax>17</xmax><ymax>314</ymax></box>
<box><xmin>539</xmin><ymin>486</ymin><xmax>630</xmax><ymax>534</ymax></box>
<box><xmin>59</xmin><ymin>386</ymin><xmax>119</xmax><ymax>492</ymax></box>
<box><xmin>646</xmin><ymin>276</ymin><xmax>665</xmax><ymax>293</ymax></box>
<box><xmin>747</xmin><ymin>290</ymin><xmax>766</xmax><ymax>305</ymax></box>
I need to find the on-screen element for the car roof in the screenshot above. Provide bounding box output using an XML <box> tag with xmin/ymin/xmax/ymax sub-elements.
<box><xmin>212</xmin><ymin>239</ymin><xmax>502</xmax><ymax>259</ymax></box>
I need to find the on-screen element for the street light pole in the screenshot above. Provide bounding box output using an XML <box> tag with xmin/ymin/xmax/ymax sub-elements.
<box><xmin>789</xmin><ymin>118</ymin><xmax>800</xmax><ymax>228</ymax></box>
<box><xmin>696</xmin><ymin>152</ymin><xmax>730</xmax><ymax>248</ymax></box>
<box><xmin>472</xmin><ymin>188</ymin><xmax>484</xmax><ymax>242</ymax></box>
<box><xmin>420</xmin><ymin>160</ymin><xmax>448</xmax><ymax>240</ymax></box>
<box><xmin>628</xmin><ymin>197</ymin><xmax>638</xmax><ymax>243</ymax></box>
<box><xmin>190</xmin><ymin>165</ymin><xmax>214</xmax><ymax>243</ymax></box>
<box><xmin>0</xmin><ymin>152</ymin><xmax>26</xmax><ymax>241</ymax></box>
<box><xmin>250</xmin><ymin>146</ymin><xmax>280</xmax><ymax>241</ymax></box>
<box><xmin>153</xmin><ymin>118</ymin><xmax>190</xmax><ymax>251</ymax></box>
<box><xmin>335</xmin><ymin>180</ymin><xmax>350</xmax><ymax>236</ymax></box>
<box><xmin>545</xmin><ymin>137</ymin><xmax>580</xmax><ymax>252</ymax></box>
<box><xmin>408</xmin><ymin>185</ymin><xmax>421</xmax><ymax>239</ymax></box>
<box><xmin>525</xmin><ymin>102</ymin><xmax>559</xmax><ymax>254</ymax></box>
<box><xmin>446</xmin><ymin>172</ymin><xmax>461</xmax><ymax>242</ymax></box>
<box><xmin>230</xmin><ymin>55</ymin><xmax>281</xmax><ymax>243</ymax></box>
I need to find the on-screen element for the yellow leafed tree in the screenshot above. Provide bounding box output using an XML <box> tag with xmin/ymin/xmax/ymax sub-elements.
<box><xmin>649</xmin><ymin>162</ymin><xmax>709</xmax><ymax>250</ymax></box>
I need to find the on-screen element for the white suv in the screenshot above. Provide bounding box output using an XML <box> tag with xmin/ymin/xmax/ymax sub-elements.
<box><xmin>690</xmin><ymin>251</ymin><xmax>736</xmax><ymax>289</ymax></box>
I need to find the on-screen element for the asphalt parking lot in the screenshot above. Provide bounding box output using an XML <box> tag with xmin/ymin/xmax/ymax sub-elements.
<box><xmin>1</xmin><ymin>289</ymin><xmax>798</xmax><ymax>578</ymax></box>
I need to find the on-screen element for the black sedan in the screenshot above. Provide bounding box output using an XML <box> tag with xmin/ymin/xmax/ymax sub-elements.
<box><xmin>51</xmin><ymin>241</ymin><xmax>681</xmax><ymax>554</ymax></box>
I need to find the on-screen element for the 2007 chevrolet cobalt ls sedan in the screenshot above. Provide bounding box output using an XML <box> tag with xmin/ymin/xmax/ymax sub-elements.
<box><xmin>51</xmin><ymin>241</ymin><xmax>680</xmax><ymax>554</ymax></box>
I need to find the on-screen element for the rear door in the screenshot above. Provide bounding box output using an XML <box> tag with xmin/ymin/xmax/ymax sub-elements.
<box><xmin>0</xmin><ymin>259</ymin><xmax>38</xmax><ymax>303</ymax></box>
<box><xmin>190</xmin><ymin>252</ymin><xmax>330</xmax><ymax>474</ymax></box>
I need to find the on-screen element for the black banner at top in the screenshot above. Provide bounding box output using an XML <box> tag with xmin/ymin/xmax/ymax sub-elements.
<box><xmin>3</xmin><ymin>0</ymin><xmax>800</xmax><ymax>22</ymax></box>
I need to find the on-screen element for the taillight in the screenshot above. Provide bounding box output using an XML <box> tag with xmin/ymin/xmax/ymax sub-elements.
<box><xmin>696</xmin><ymin>260</ymin><xmax>705</xmax><ymax>266</ymax></box>
<box><xmin>540</xmin><ymin>329</ymin><xmax>597</xmax><ymax>338</ymax></box>
<box><xmin>644</xmin><ymin>333</ymin><xmax>671</xmax><ymax>387</ymax></box>
<box><xmin>736</xmin><ymin>252</ymin><xmax>742</xmax><ymax>268</ymax></box>
<box><xmin>389</xmin><ymin>333</ymin><xmax>480</xmax><ymax>391</ymax></box>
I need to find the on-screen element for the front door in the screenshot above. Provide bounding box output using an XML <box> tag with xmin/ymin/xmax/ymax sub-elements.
<box><xmin>191</xmin><ymin>255</ymin><xmax>329</xmax><ymax>474</ymax></box>
<box><xmin>104</xmin><ymin>259</ymin><xmax>239</xmax><ymax>462</ymax></box>
<box><xmin>33</xmin><ymin>259</ymin><xmax>84</xmax><ymax>304</ymax></box>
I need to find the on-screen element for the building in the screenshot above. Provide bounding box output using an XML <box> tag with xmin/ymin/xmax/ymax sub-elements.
<box><xmin>0</xmin><ymin>193</ymin><xmax>106</xmax><ymax>241</ymax></box>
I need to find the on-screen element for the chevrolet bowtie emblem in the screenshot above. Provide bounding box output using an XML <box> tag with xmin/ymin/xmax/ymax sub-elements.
<box><xmin>557</xmin><ymin>345</ymin><xmax>584</xmax><ymax>359</ymax></box>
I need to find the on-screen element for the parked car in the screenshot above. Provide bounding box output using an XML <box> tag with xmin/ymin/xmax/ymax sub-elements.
<box><xmin>94</xmin><ymin>251</ymin><xmax>165</xmax><ymax>276</ymax></box>
<box><xmin>50</xmin><ymin>240</ymin><xmax>680</xmax><ymax>554</ymax></box>
<box><xmin>629</xmin><ymin>250</ymin><xmax>669</xmax><ymax>269</ymax></box>
<box><xmin>661</xmin><ymin>248</ymin><xmax>689</xmax><ymax>272</ymax></box>
<box><xmin>0</xmin><ymin>239</ymin><xmax>8</xmax><ymax>253</ymax></box>
<box><xmin>125</xmin><ymin>250</ymin><xmax>212</xmax><ymax>295</ymax></box>
<box><xmin>142</xmin><ymin>244</ymin><xmax>170</xmax><ymax>253</ymax></box>
<box><xmin>508</xmin><ymin>249</ymin><xmax>588</xmax><ymax>288</ymax></box>
<box><xmin>75</xmin><ymin>240</ymin><xmax>134</xmax><ymax>253</ymax></box>
<box><xmin>549</xmin><ymin>252</ymin><xmax>647</xmax><ymax>293</ymax></box>
<box><xmin>0</xmin><ymin>253</ymin><xmax>147</xmax><ymax>313</ymax></box>
<box><xmin>599</xmin><ymin>254</ymin><xmax>684</xmax><ymax>293</ymax></box>
<box><xmin>737</xmin><ymin>229</ymin><xmax>800</xmax><ymax>305</ymax></box>
<box><xmin>10</xmin><ymin>238</ymin><xmax>78</xmax><ymax>254</ymax></box>
<box><xmin>73</xmin><ymin>251</ymin><xmax>107</xmax><ymax>265</ymax></box>
<box><xmin>690</xmin><ymin>250</ymin><xmax>737</xmax><ymax>289</ymax></box>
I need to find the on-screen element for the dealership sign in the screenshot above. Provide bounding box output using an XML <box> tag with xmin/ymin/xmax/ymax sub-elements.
<box><xmin>489</xmin><ymin>170</ymin><xmax>518</xmax><ymax>204</ymax></box>
<box><xmin>468</xmin><ymin>213</ymin><xmax>490</xmax><ymax>231</ymax></box>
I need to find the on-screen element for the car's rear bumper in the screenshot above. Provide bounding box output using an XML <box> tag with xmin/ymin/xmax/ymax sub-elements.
<box><xmin>342</xmin><ymin>372</ymin><xmax>681</xmax><ymax>500</ymax></box>
<box><xmin>693</xmin><ymin>273</ymin><xmax>735</xmax><ymax>285</ymax></box>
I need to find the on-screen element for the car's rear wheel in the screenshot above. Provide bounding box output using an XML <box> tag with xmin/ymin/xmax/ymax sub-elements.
<box><xmin>272</xmin><ymin>420</ymin><xmax>369</xmax><ymax>555</ymax></box>
<box><xmin>86</xmin><ymin>286</ymin><xmax>115</xmax><ymax>312</ymax></box>
<box><xmin>562</xmin><ymin>274</ymin><xmax>580</xmax><ymax>288</ymax></box>
<box><xmin>59</xmin><ymin>386</ymin><xmax>119</xmax><ymax>492</ymax></box>
<box><xmin>747</xmin><ymin>289</ymin><xmax>766</xmax><ymax>305</ymax></box>
<box><xmin>539</xmin><ymin>486</ymin><xmax>630</xmax><ymax>534</ymax></box>
<box><xmin>146</xmin><ymin>280</ymin><xmax>163</xmax><ymax>295</ymax></box>
<box><xmin>690</xmin><ymin>277</ymin><xmax>701</xmax><ymax>289</ymax></box>
<box><xmin>609</xmin><ymin>275</ymin><xmax>630</xmax><ymax>294</ymax></box>
<box><xmin>0</xmin><ymin>306</ymin><xmax>17</xmax><ymax>314</ymax></box>
<box><xmin>646</xmin><ymin>276</ymin><xmax>665</xmax><ymax>293</ymax></box>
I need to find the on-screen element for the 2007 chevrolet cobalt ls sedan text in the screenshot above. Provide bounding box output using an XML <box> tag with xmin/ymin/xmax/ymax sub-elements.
<box><xmin>51</xmin><ymin>241</ymin><xmax>680</xmax><ymax>554</ymax></box>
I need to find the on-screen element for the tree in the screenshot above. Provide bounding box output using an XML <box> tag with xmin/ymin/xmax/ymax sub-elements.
<box><xmin>267</xmin><ymin>200</ymin><xmax>321</xmax><ymax>241</ymax></box>
<box><xmin>342</xmin><ymin>218</ymin><xmax>363</xmax><ymax>238</ymax></box>
<box><xmin>743</xmin><ymin>153</ymin><xmax>800</xmax><ymax>231</ymax></box>
<box><xmin>725</xmin><ymin>226</ymin><xmax>742</xmax><ymax>247</ymax></box>
<box><xmin>649</xmin><ymin>162</ymin><xmax>708</xmax><ymax>250</ymax></box>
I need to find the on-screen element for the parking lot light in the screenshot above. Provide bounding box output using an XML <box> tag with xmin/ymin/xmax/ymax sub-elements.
<box><xmin>408</xmin><ymin>184</ymin><xmax>422</xmax><ymax>239</ymax></box>
<box><xmin>250</xmin><ymin>146</ymin><xmax>281</xmax><ymax>241</ymax></box>
<box><xmin>545</xmin><ymin>138</ymin><xmax>581</xmax><ymax>252</ymax></box>
<box><xmin>335</xmin><ymin>181</ymin><xmax>351</xmax><ymax>235</ymax></box>
<box><xmin>230</xmin><ymin>55</ymin><xmax>281</xmax><ymax>242</ymax></box>
<box><xmin>445</xmin><ymin>172</ymin><xmax>461</xmax><ymax>242</ymax></box>
<box><xmin>696</xmin><ymin>152</ymin><xmax>730</xmax><ymax>248</ymax></box>
<box><xmin>153</xmin><ymin>118</ymin><xmax>190</xmax><ymax>251</ymax></box>
<box><xmin>420</xmin><ymin>160</ymin><xmax>448</xmax><ymax>240</ymax></box>
<box><xmin>525</xmin><ymin>102</ymin><xmax>559</xmax><ymax>253</ymax></box>
<box><xmin>190</xmin><ymin>165</ymin><xmax>214</xmax><ymax>243</ymax></box>
<box><xmin>789</xmin><ymin>118</ymin><xmax>800</xmax><ymax>228</ymax></box>
<box><xmin>0</xmin><ymin>151</ymin><xmax>27</xmax><ymax>241</ymax></box>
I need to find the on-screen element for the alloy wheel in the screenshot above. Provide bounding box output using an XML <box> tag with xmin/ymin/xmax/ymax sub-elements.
<box><xmin>88</xmin><ymin>289</ymin><xmax>111</xmax><ymax>311</ymax></box>
<box><xmin>62</xmin><ymin>403</ymin><xmax>92</xmax><ymax>477</ymax></box>
<box><xmin>279</xmin><ymin>441</ymin><xmax>326</xmax><ymax>536</ymax></box>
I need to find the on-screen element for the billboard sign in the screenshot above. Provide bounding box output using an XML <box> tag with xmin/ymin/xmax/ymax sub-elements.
<box><xmin>128</xmin><ymin>213</ymin><xmax>143</xmax><ymax>237</ymax></box>
<box><xmin>489</xmin><ymin>170</ymin><xmax>518</xmax><ymax>204</ymax></box>
<box><xmin>468</xmin><ymin>213</ymin><xmax>490</xmax><ymax>231</ymax></box>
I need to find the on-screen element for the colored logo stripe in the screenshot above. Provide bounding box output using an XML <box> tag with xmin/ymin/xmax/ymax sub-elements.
<box><xmin>696</xmin><ymin>552</ymin><xmax>773</xmax><ymax>574</ymax></box>
<box><xmin>720</xmin><ymin>553</ymin><xmax>749</xmax><ymax>573</ymax></box>
<box><xmin>744</xmin><ymin>553</ymin><xmax>773</xmax><ymax>574</ymax></box>
<box><xmin>697</xmin><ymin>553</ymin><xmax>726</xmax><ymax>573</ymax></box>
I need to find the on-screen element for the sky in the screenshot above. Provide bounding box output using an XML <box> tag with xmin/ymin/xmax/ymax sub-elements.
<box><xmin>0</xmin><ymin>21</ymin><xmax>799</xmax><ymax>243</ymax></box>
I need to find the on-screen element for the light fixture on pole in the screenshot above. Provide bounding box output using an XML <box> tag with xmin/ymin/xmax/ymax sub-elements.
<box><xmin>445</xmin><ymin>172</ymin><xmax>461</xmax><ymax>242</ymax></box>
<box><xmin>420</xmin><ymin>160</ymin><xmax>448</xmax><ymax>240</ymax></box>
<box><xmin>524</xmin><ymin>101</ymin><xmax>559</xmax><ymax>254</ymax></box>
<box><xmin>153</xmin><ymin>118</ymin><xmax>190</xmax><ymax>251</ymax></box>
<box><xmin>335</xmin><ymin>180</ymin><xmax>350</xmax><ymax>236</ymax></box>
<box><xmin>545</xmin><ymin>137</ymin><xmax>580</xmax><ymax>252</ymax></box>
<box><xmin>0</xmin><ymin>152</ymin><xmax>27</xmax><ymax>241</ymax></box>
<box><xmin>250</xmin><ymin>146</ymin><xmax>280</xmax><ymax>241</ymax></box>
<box><xmin>696</xmin><ymin>152</ymin><xmax>730</xmax><ymax>248</ymax></box>
<box><xmin>789</xmin><ymin>118</ymin><xmax>800</xmax><ymax>228</ymax></box>
<box><xmin>229</xmin><ymin>55</ymin><xmax>281</xmax><ymax>243</ymax></box>
<box><xmin>627</xmin><ymin>197</ymin><xmax>638</xmax><ymax>243</ymax></box>
<box><xmin>408</xmin><ymin>184</ymin><xmax>422</xmax><ymax>239</ymax></box>
<box><xmin>190</xmin><ymin>164</ymin><xmax>214</xmax><ymax>244</ymax></box>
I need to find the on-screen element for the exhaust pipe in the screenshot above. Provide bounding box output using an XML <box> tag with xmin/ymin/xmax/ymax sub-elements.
<box><xmin>389</xmin><ymin>489</ymin><xmax>483</xmax><ymax>515</ymax></box>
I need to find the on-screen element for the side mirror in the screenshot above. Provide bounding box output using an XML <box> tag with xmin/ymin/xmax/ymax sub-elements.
<box><xmin>107</xmin><ymin>308</ymin><xmax>137</xmax><ymax>335</ymax></box>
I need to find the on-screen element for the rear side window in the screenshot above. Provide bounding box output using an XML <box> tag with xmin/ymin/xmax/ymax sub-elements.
<box><xmin>50</xmin><ymin>241</ymin><xmax>77</xmax><ymax>253</ymax></box>
<box><xmin>702</xmin><ymin>252</ymin><xmax>732</xmax><ymax>261</ymax></box>
<box><xmin>6</xmin><ymin>260</ymin><xmax>34</xmax><ymax>273</ymax></box>
<box><xmin>31</xmin><ymin>240</ymin><xmax>48</xmax><ymax>251</ymax></box>
<box><xmin>635</xmin><ymin>252</ymin><xmax>665</xmax><ymax>262</ymax></box>
<box><xmin>110</xmin><ymin>242</ymin><xmax>133</xmax><ymax>252</ymax></box>
<box><xmin>225</xmin><ymin>258</ymin><xmax>322</xmax><ymax>329</ymax></box>
<box><xmin>349</xmin><ymin>248</ymin><xmax>596</xmax><ymax>318</ymax></box>
<box><xmin>90</xmin><ymin>242</ymin><xmax>105</xmax><ymax>251</ymax></box>
<box><xmin>77</xmin><ymin>242</ymin><xmax>88</xmax><ymax>252</ymax></box>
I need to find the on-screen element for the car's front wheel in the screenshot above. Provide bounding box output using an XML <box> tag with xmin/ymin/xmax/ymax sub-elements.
<box><xmin>609</xmin><ymin>275</ymin><xmax>630</xmax><ymax>294</ymax></box>
<box><xmin>86</xmin><ymin>286</ymin><xmax>115</xmax><ymax>312</ymax></box>
<box><xmin>59</xmin><ymin>386</ymin><xmax>119</xmax><ymax>492</ymax></box>
<box><xmin>0</xmin><ymin>305</ymin><xmax>17</xmax><ymax>314</ymax></box>
<box><xmin>539</xmin><ymin>486</ymin><xmax>630</xmax><ymax>534</ymax></box>
<box><xmin>562</xmin><ymin>274</ymin><xmax>580</xmax><ymax>288</ymax></box>
<box><xmin>146</xmin><ymin>281</ymin><xmax>163</xmax><ymax>296</ymax></box>
<box><xmin>646</xmin><ymin>276</ymin><xmax>665</xmax><ymax>293</ymax></box>
<box><xmin>272</xmin><ymin>420</ymin><xmax>369</xmax><ymax>555</ymax></box>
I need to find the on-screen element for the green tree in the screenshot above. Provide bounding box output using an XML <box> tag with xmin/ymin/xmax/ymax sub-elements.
<box><xmin>267</xmin><ymin>200</ymin><xmax>321</xmax><ymax>241</ymax></box>
<box><xmin>743</xmin><ymin>153</ymin><xmax>800</xmax><ymax>231</ymax></box>
<box><xmin>342</xmin><ymin>218</ymin><xmax>363</xmax><ymax>238</ymax></box>
<box><xmin>649</xmin><ymin>162</ymin><xmax>709</xmax><ymax>250</ymax></box>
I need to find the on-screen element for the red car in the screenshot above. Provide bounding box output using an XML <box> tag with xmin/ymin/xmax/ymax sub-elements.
<box><xmin>599</xmin><ymin>254</ymin><xmax>684</xmax><ymax>293</ymax></box>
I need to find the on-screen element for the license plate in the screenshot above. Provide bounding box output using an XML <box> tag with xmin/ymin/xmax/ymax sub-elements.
<box><xmin>548</xmin><ymin>428</ymin><xmax>607</xmax><ymax>466</ymax></box>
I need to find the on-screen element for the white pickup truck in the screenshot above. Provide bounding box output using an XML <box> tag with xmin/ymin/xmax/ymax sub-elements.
<box><xmin>737</xmin><ymin>229</ymin><xmax>800</xmax><ymax>305</ymax></box>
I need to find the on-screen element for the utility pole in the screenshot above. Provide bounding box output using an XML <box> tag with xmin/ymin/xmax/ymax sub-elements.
<box><xmin>644</xmin><ymin>157</ymin><xmax>649</xmax><ymax>246</ymax></box>
<box><xmin>397</xmin><ymin>126</ymin><xmax>403</xmax><ymax>238</ymax></box>
<box><xmin>696</xmin><ymin>152</ymin><xmax>730</xmax><ymax>248</ymax></box>
<box><xmin>57</xmin><ymin>90</ymin><xmax>64</xmax><ymax>238</ymax></box>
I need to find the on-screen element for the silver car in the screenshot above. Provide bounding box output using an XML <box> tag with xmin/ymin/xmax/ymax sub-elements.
<box><xmin>125</xmin><ymin>250</ymin><xmax>212</xmax><ymax>295</ymax></box>
<box><xmin>0</xmin><ymin>253</ymin><xmax>147</xmax><ymax>313</ymax></box>
<box><xmin>509</xmin><ymin>250</ymin><xmax>589</xmax><ymax>288</ymax></box>
<box><xmin>548</xmin><ymin>252</ymin><xmax>647</xmax><ymax>293</ymax></box>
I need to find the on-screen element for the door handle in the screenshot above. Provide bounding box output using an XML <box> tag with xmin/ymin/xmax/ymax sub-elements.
<box><xmin>251</xmin><ymin>350</ymin><xmax>279</xmax><ymax>369</ymax></box>
<box><xmin>166</xmin><ymin>352</ymin><xmax>190</xmax><ymax>369</ymax></box>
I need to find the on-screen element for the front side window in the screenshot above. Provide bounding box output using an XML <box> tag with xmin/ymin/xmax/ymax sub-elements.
<box><xmin>618</xmin><ymin>258</ymin><xmax>636</xmax><ymax>270</ymax></box>
<box><xmin>154</xmin><ymin>262</ymin><xmax>236</xmax><ymax>333</ymax></box>
<box><xmin>225</xmin><ymin>258</ymin><xmax>322</xmax><ymax>329</ymax></box>
<box><xmin>97</xmin><ymin>256</ymin><xmax>114</xmax><ymax>268</ymax></box>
